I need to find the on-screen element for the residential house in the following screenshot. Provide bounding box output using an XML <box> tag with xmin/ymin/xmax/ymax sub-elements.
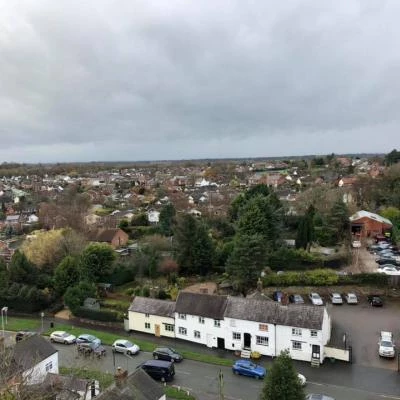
<box><xmin>128</xmin><ymin>297</ymin><xmax>176</xmax><ymax>338</ymax></box>
<box><xmin>43</xmin><ymin>373</ymin><xmax>100</xmax><ymax>400</ymax></box>
<box><xmin>147</xmin><ymin>210</ymin><xmax>160</xmax><ymax>224</ymax></box>
<box><xmin>174</xmin><ymin>292</ymin><xmax>227</xmax><ymax>348</ymax></box>
<box><xmin>87</xmin><ymin>228</ymin><xmax>129</xmax><ymax>248</ymax></box>
<box><xmin>95</xmin><ymin>368</ymin><xmax>166</xmax><ymax>400</ymax></box>
<box><xmin>350</xmin><ymin>210</ymin><xmax>393</xmax><ymax>239</ymax></box>
<box><xmin>224</xmin><ymin>297</ymin><xmax>331</xmax><ymax>363</ymax></box>
<box><xmin>13</xmin><ymin>334</ymin><xmax>59</xmax><ymax>385</ymax></box>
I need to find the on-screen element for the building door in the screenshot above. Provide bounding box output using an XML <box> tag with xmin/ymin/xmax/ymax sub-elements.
<box><xmin>155</xmin><ymin>324</ymin><xmax>160</xmax><ymax>337</ymax></box>
<box><xmin>312</xmin><ymin>344</ymin><xmax>320</xmax><ymax>359</ymax></box>
<box><xmin>217</xmin><ymin>337</ymin><xmax>225</xmax><ymax>349</ymax></box>
<box><xmin>244</xmin><ymin>333</ymin><xmax>251</xmax><ymax>349</ymax></box>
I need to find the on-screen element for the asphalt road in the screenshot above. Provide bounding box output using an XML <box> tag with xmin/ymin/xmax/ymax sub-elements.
<box><xmin>54</xmin><ymin>343</ymin><xmax>400</xmax><ymax>400</ymax></box>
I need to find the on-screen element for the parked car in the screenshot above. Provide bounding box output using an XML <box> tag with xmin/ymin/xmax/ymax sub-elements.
<box><xmin>378</xmin><ymin>331</ymin><xmax>395</xmax><ymax>358</ymax></box>
<box><xmin>232</xmin><ymin>360</ymin><xmax>266</xmax><ymax>379</ymax></box>
<box><xmin>306</xmin><ymin>395</ymin><xmax>335</xmax><ymax>400</ymax></box>
<box><xmin>377</xmin><ymin>266</ymin><xmax>400</xmax><ymax>275</ymax></box>
<box><xmin>76</xmin><ymin>334</ymin><xmax>101</xmax><ymax>345</ymax></box>
<box><xmin>77</xmin><ymin>342</ymin><xmax>107</xmax><ymax>358</ymax></box>
<box><xmin>50</xmin><ymin>330</ymin><xmax>76</xmax><ymax>344</ymax></box>
<box><xmin>344</xmin><ymin>293</ymin><xmax>358</xmax><ymax>304</ymax></box>
<box><xmin>289</xmin><ymin>294</ymin><xmax>304</xmax><ymax>304</ymax></box>
<box><xmin>272</xmin><ymin>290</ymin><xmax>284</xmax><ymax>302</ymax></box>
<box><xmin>112</xmin><ymin>339</ymin><xmax>140</xmax><ymax>355</ymax></box>
<box><xmin>329</xmin><ymin>293</ymin><xmax>343</xmax><ymax>305</ymax></box>
<box><xmin>376</xmin><ymin>257</ymin><xmax>399</xmax><ymax>266</ymax></box>
<box><xmin>309</xmin><ymin>292</ymin><xmax>323</xmax><ymax>306</ymax></box>
<box><xmin>153</xmin><ymin>347</ymin><xmax>183</xmax><ymax>362</ymax></box>
<box><xmin>368</xmin><ymin>295</ymin><xmax>383</xmax><ymax>307</ymax></box>
<box><xmin>138</xmin><ymin>359</ymin><xmax>175</xmax><ymax>382</ymax></box>
<box><xmin>15</xmin><ymin>331</ymin><xmax>36</xmax><ymax>342</ymax></box>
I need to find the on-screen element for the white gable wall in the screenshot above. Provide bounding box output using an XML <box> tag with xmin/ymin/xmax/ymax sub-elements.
<box><xmin>23</xmin><ymin>353</ymin><xmax>59</xmax><ymax>385</ymax></box>
<box><xmin>128</xmin><ymin>311</ymin><xmax>175</xmax><ymax>338</ymax></box>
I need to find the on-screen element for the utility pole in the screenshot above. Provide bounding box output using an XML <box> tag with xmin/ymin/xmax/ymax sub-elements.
<box><xmin>218</xmin><ymin>369</ymin><xmax>224</xmax><ymax>400</ymax></box>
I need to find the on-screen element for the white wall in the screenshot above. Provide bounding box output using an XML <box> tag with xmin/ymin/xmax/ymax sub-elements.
<box><xmin>129</xmin><ymin>311</ymin><xmax>175</xmax><ymax>338</ymax></box>
<box><xmin>224</xmin><ymin>318</ymin><xmax>276</xmax><ymax>357</ymax></box>
<box><xmin>174</xmin><ymin>313</ymin><xmax>225</xmax><ymax>347</ymax></box>
<box><xmin>23</xmin><ymin>352</ymin><xmax>59</xmax><ymax>385</ymax></box>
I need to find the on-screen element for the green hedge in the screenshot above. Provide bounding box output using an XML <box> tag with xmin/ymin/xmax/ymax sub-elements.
<box><xmin>263</xmin><ymin>270</ymin><xmax>389</xmax><ymax>287</ymax></box>
<box><xmin>267</xmin><ymin>248</ymin><xmax>349</xmax><ymax>271</ymax></box>
<box><xmin>73</xmin><ymin>307</ymin><xmax>122</xmax><ymax>322</ymax></box>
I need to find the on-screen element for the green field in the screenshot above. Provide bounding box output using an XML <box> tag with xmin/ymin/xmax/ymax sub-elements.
<box><xmin>3</xmin><ymin>317</ymin><xmax>41</xmax><ymax>332</ymax></box>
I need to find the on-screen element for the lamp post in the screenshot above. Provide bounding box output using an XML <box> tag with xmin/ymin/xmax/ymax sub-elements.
<box><xmin>40</xmin><ymin>312</ymin><xmax>44</xmax><ymax>333</ymax></box>
<box><xmin>1</xmin><ymin>306</ymin><xmax>8</xmax><ymax>337</ymax></box>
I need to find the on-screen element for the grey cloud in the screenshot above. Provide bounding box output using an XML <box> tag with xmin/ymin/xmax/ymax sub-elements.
<box><xmin>0</xmin><ymin>0</ymin><xmax>399</xmax><ymax>162</ymax></box>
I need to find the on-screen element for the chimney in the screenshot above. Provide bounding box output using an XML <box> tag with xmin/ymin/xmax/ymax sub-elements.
<box><xmin>114</xmin><ymin>367</ymin><xmax>128</xmax><ymax>387</ymax></box>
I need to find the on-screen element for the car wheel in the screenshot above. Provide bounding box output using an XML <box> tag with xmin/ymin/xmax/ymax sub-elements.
<box><xmin>154</xmin><ymin>354</ymin><xmax>158</xmax><ymax>359</ymax></box>
<box><xmin>255</xmin><ymin>375</ymin><xmax>260</xmax><ymax>379</ymax></box>
<box><xmin>50</xmin><ymin>338</ymin><xmax>54</xmax><ymax>343</ymax></box>
<box><xmin>64</xmin><ymin>340</ymin><xmax>69</xmax><ymax>345</ymax></box>
<box><xmin>127</xmin><ymin>351</ymin><xmax>131</xmax><ymax>356</ymax></box>
<box><xmin>234</xmin><ymin>370</ymin><xmax>239</xmax><ymax>375</ymax></box>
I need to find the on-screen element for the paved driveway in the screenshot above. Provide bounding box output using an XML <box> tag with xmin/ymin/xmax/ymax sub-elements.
<box><xmin>328</xmin><ymin>298</ymin><xmax>400</xmax><ymax>370</ymax></box>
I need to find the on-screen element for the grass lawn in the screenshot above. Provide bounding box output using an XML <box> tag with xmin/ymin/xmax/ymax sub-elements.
<box><xmin>3</xmin><ymin>317</ymin><xmax>41</xmax><ymax>332</ymax></box>
<box><xmin>165</xmin><ymin>386</ymin><xmax>197</xmax><ymax>400</ymax></box>
<box><xmin>46</xmin><ymin>321</ymin><xmax>233</xmax><ymax>367</ymax></box>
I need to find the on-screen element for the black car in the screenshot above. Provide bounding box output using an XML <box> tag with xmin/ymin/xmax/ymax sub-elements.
<box><xmin>368</xmin><ymin>295</ymin><xmax>383</xmax><ymax>307</ymax></box>
<box><xmin>138</xmin><ymin>360</ymin><xmax>175</xmax><ymax>382</ymax></box>
<box><xmin>15</xmin><ymin>331</ymin><xmax>36</xmax><ymax>342</ymax></box>
<box><xmin>153</xmin><ymin>347</ymin><xmax>183</xmax><ymax>362</ymax></box>
<box><xmin>376</xmin><ymin>258</ymin><xmax>399</xmax><ymax>266</ymax></box>
<box><xmin>289</xmin><ymin>294</ymin><xmax>304</xmax><ymax>304</ymax></box>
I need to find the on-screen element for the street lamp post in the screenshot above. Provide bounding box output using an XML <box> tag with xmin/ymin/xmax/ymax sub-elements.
<box><xmin>40</xmin><ymin>312</ymin><xmax>44</xmax><ymax>333</ymax></box>
<box><xmin>1</xmin><ymin>306</ymin><xmax>8</xmax><ymax>337</ymax></box>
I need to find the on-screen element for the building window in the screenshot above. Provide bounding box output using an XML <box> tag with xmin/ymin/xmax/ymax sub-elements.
<box><xmin>199</xmin><ymin>317</ymin><xmax>205</xmax><ymax>324</ymax></box>
<box><xmin>259</xmin><ymin>324</ymin><xmax>268</xmax><ymax>332</ymax></box>
<box><xmin>310</xmin><ymin>330</ymin><xmax>318</xmax><ymax>337</ymax></box>
<box><xmin>45</xmin><ymin>361</ymin><xmax>53</xmax><ymax>372</ymax></box>
<box><xmin>164</xmin><ymin>324</ymin><xmax>174</xmax><ymax>332</ymax></box>
<box><xmin>178</xmin><ymin>313</ymin><xmax>186</xmax><ymax>320</ymax></box>
<box><xmin>232</xmin><ymin>332</ymin><xmax>241</xmax><ymax>340</ymax></box>
<box><xmin>256</xmin><ymin>336</ymin><xmax>269</xmax><ymax>346</ymax></box>
<box><xmin>145</xmin><ymin>313</ymin><xmax>150</xmax><ymax>318</ymax></box>
<box><xmin>292</xmin><ymin>341</ymin><xmax>302</xmax><ymax>350</ymax></box>
<box><xmin>178</xmin><ymin>327</ymin><xmax>187</xmax><ymax>335</ymax></box>
<box><xmin>292</xmin><ymin>328</ymin><xmax>302</xmax><ymax>336</ymax></box>
<box><xmin>194</xmin><ymin>330</ymin><xmax>201</xmax><ymax>339</ymax></box>
<box><xmin>145</xmin><ymin>322</ymin><xmax>151</xmax><ymax>329</ymax></box>
<box><xmin>214</xmin><ymin>320</ymin><xmax>221</xmax><ymax>327</ymax></box>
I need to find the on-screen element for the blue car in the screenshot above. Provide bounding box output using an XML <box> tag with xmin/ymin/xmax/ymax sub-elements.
<box><xmin>76</xmin><ymin>334</ymin><xmax>101</xmax><ymax>346</ymax></box>
<box><xmin>232</xmin><ymin>360</ymin><xmax>266</xmax><ymax>379</ymax></box>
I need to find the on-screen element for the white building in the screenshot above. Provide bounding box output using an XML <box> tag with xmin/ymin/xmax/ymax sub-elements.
<box><xmin>175</xmin><ymin>292</ymin><xmax>227</xmax><ymax>349</ymax></box>
<box><xmin>128</xmin><ymin>297</ymin><xmax>176</xmax><ymax>338</ymax></box>
<box><xmin>147</xmin><ymin>210</ymin><xmax>160</xmax><ymax>224</ymax></box>
<box><xmin>128</xmin><ymin>292</ymin><xmax>332</xmax><ymax>364</ymax></box>
<box><xmin>13</xmin><ymin>335</ymin><xmax>59</xmax><ymax>385</ymax></box>
<box><xmin>224</xmin><ymin>297</ymin><xmax>331</xmax><ymax>363</ymax></box>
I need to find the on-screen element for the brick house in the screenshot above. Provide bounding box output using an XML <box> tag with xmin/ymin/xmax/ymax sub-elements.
<box><xmin>349</xmin><ymin>210</ymin><xmax>392</xmax><ymax>239</ymax></box>
<box><xmin>87</xmin><ymin>228</ymin><xmax>129</xmax><ymax>248</ymax></box>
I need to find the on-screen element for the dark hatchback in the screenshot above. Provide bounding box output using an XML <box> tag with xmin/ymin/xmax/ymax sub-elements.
<box><xmin>138</xmin><ymin>359</ymin><xmax>175</xmax><ymax>382</ymax></box>
<box><xmin>368</xmin><ymin>295</ymin><xmax>383</xmax><ymax>307</ymax></box>
<box><xmin>153</xmin><ymin>347</ymin><xmax>183</xmax><ymax>362</ymax></box>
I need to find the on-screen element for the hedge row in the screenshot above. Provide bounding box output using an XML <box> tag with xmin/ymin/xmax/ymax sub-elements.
<box><xmin>73</xmin><ymin>307</ymin><xmax>122</xmax><ymax>322</ymax></box>
<box><xmin>262</xmin><ymin>270</ymin><xmax>389</xmax><ymax>287</ymax></box>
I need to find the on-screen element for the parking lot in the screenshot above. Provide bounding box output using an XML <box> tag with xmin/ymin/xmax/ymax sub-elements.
<box><xmin>328</xmin><ymin>298</ymin><xmax>400</xmax><ymax>370</ymax></box>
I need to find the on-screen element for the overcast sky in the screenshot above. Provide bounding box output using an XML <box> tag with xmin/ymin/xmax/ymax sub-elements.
<box><xmin>0</xmin><ymin>1</ymin><xmax>399</xmax><ymax>163</ymax></box>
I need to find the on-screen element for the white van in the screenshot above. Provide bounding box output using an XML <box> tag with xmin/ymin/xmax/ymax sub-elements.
<box><xmin>378</xmin><ymin>331</ymin><xmax>395</xmax><ymax>358</ymax></box>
